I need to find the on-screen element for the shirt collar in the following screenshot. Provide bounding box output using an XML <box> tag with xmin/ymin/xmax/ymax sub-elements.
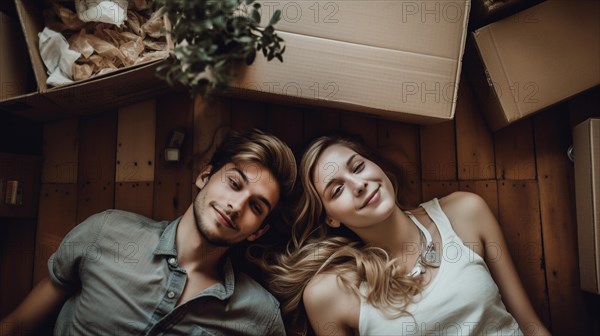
<box><xmin>152</xmin><ymin>217</ymin><xmax>236</xmax><ymax>300</ymax></box>
<box><xmin>211</xmin><ymin>258</ymin><xmax>235</xmax><ymax>300</ymax></box>
<box><xmin>153</xmin><ymin>217</ymin><xmax>180</xmax><ymax>257</ymax></box>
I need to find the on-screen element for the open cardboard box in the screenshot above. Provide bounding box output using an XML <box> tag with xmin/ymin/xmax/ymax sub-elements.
<box><xmin>7</xmin><ymin>0</ymin><xmax>470</xmax><ymax>124</ymax></box>
<box><xmin>9</xmin><ymin>0</ymin><xmax>171</xmax><ymax>118</ymax></box>
<box><xmin>467</xmin><ymin>0</ymin><xmax>600</xmax><ymax>131</ymax></box>
<box><xmin>227</xmin><ymin>0</ymin><xmax>471</xmax><ymax>124</ymax></box>
<box><xmin>0</xmin><ymin>7</ymin><xmax>61</xmax><ymax>119</ymax></box>
<box><xmin>1</xmin><ymin>10</ymin><xmax>29</xmax><ymax>102</ymax></box>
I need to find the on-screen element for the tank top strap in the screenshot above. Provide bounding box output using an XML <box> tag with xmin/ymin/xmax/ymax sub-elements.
<box><xmin>420</xmin><ymin>198</ymin><xmax>456</xmax><ymax>240</ymax></box>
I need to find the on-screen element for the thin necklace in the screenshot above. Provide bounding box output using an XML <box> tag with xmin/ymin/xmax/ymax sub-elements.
<box><xmin>406</xmin><ymin>212</ymin><xmax>441</xmax><ymax>277</ymax></box>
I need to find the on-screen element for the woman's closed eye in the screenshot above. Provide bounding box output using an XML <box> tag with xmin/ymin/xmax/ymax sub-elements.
<box><xmin>228</xmin><ymin>177</ymin><xmax>241</xmax><ymax>191</ymax></box>
<box><xmin>332</xmin><ymin>184</ymin><xmax>344</xmax><ymax>198</ymax></box>
<box><xmin>353</xmin><ymin>161</ymin><xmax>365</xmax><ymax>173</ymax></box>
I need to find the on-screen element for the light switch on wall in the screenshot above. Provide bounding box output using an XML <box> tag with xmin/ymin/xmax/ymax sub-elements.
<box><xmin>4</xmin><ymin>180</ymin><xmax>22</xmax><ymax>205</ymax></box>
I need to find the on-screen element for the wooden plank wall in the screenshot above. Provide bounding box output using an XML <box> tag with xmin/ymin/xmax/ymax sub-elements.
<box><xmin>0</xmin><ymin>218</ymin><xmax>36</xmax><ymax>318</ymax></box>
<box><xmin>0</xmin><ymin>115</ymin><xmax>42</xmax><ymax>320</ymax></box>
<box><xmin>23</xmin><ymin>82</ymin><xmax>600</xmax><ymax>334</ymax></box>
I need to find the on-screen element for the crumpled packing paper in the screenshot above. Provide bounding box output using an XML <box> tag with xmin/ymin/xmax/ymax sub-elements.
<box><xmin>38</xmin><ymin>0</ymin><xmax>170</xmax><ymax>87</ymax></box>
<box><xmin>75</xmin><ymin>0</ymin><xmax>129</xmax><ymax>26</ymax></box>
<box><xmin>38</xmin><ymin>27</ymin><xmax>82</xmax><ymax>86</ymax></box>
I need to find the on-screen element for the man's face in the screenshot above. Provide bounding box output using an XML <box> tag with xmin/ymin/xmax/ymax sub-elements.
<box><xmin>193</xmin><ymin>161</ymin><xmax>280</xmax><ymax>246</ymax></box>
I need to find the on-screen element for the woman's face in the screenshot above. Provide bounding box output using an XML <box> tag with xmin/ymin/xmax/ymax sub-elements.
<box><xmin>312</xmin><ymin>144</ymin><xmax>396</xmax><ymax>230</ymax></box>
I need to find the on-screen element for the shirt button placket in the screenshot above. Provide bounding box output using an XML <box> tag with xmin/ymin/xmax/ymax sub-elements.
<box><xmin>165</xmin><ymin>257</ymin><xmax>180</xmax><ymax>305</ymax></box>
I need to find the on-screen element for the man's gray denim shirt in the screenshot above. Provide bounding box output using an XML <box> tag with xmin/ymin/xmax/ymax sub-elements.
<box><xmin>48</xmin><ymin>209</ymin><xmax>286</xmax><ymax>335</ymax></box>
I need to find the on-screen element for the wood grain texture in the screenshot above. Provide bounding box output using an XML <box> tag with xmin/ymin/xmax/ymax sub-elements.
<box><xmin>35</xmin><ymin>184</ymin><xmax>78</xmax><ymax>282</ymax></box>
<box><xmin>266</xmin><ymin>104</ymin><xmax>304</xmax><ymax>155</ymax></box>
<box><xmin>231</xmin><ymin>98</ymin><xmax>267</xmax><ymax>131</ymax></box>
<box><xmin>153</xmin><ymin>93</ymin><xmax>193</xmax><ymax>221</ymax></box>
<box><xmin>340</xmin><ymin>112</ymin><xmax>378</xmax><ymax>148</ymax></box>
<box><xmin>497</xmin><ymin>180</ymin><xmax>550</xmax><ymax>327</ymax></box>
<box><xmin>303</xmin><ymin>108</ymin><xmax>340</xmax><ymax>140</ymax></box>
<box><xmin>116</xmin><ymin>100</ymin><xmax>156</xmax><ymax>182</ymax></box>
<box><xmin>192</xmin><ymin>96</ymin><xmax>231</xmax><ymax>175</ymax></box>
<box><xmin>379</xmin><ymin>121</ymin><xmax>421</xmax><ymax>207</ymax></box>
<box><xmin>115</xmin><ymin>182</ymin><xmax>154</xmax><ymax>219</ymax></box>
<box><xmin>494</xmin><ymin>119</ymin><xmax>536</xmax><ymax>180</ymax></box>
<box><xmin>0</xmin><ymin>218</ymin><xmax>36</xmax><ymax>318</ymax></box>
<box><xmin>77</xmin><ymin>111</ymin><xmax>117</xmax><ymax>223</ymax></box>
<box><xmin>422</xmin><ymin>181</ymin><xmax>459</xmax><ymax>203</ymax></box>
<box><xmin>42</xmin><ymin>118</ymin><xmax>78</xmax><ymax>183</ymax></box>
<box><xmin>534</xmin><ymin>106</ymin><xmax>589</xmax><ymax>335</ymax></box>
<box><xmin>420</xmin><ymin>120</ymin><xmax>457</xmax><ymax>181</ymax></box>
<box><xmin>455</xmin><ymin>78</ymin><xmax>495</xmax><ymax>180</ymax></box>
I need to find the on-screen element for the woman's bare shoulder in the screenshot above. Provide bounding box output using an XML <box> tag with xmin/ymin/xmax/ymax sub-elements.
<box><xmin>439</xmin><ymin>191</ymin><xmax>490</xmax><ymax>221</ymax></box>
<box><xmin>438</xmin><ymin>191</ymin><xmax>493</xmax><ymax>243</ymax></box>
<box><xmin>304</xmin><ymin>273</ymin><xmax>357</xmax><ymax>308</ymax></box>
<box><xmin>303</xmin><ymin>272</ymin><xmax>360</xmax><ymax>332</ymax></box>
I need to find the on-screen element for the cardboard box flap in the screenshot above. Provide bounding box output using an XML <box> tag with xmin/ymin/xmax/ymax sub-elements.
<box><xmin>473</xmin><ymin>0</ymin><xmax>600</xmax><ymax>125</ymax></box>
<box><xmin>472</xmin><ymin>27</ymin><xmax>521</xmax><ymax>122</ymax></box>
<box><xmin>231</xmin><ymin>32</ymin><xmax>461</xmax><ymax>120</ymax></box>
<box><xmin>15</xmin><ymin>0</ymin><xmax>47</xmax><ymax>92</ymax></box>
<box><xmin>0</xmin><ymin>91</ymin><xmax>62</xmax><ymax>120</ymax></box>
<box><xmin>1</xmin><ymin>10</ymin><xmax>30</xmax><ymax>101</ymax></box>
<box><xmin>15</xmin><ymin>0</ymin><xmax>170</xmax><ymax>95</ymax></box>
<box><xmin>43</xmin><ymin>60</ymin><xmax>169</xmax><ymax>112</ymax></box>
<box><xmin>587</xmin><ymin>119</ymin><xmax>600</xmax><ymax>293</ymax></box>
<box><xmin>574</xmin><ymin>118</ymin><xmax>600</xmax><ymax>293</ymax></box>
<box><xmin>259</xmin><ymin>0</ymin><xmax>471</xmax><ymax>60</ymax></box>
<box><xmin>12</xmin><ymin>0</ymin><xmax>470</xmax><ymax>124</ymax></box>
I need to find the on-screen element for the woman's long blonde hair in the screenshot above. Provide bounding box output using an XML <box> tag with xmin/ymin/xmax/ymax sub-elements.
<box><xmin>263</xmin><ymin>134</ymin><xmax>425</xmax><ymax>335</ymax></box>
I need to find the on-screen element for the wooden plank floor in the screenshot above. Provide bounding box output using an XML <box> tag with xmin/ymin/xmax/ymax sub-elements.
<box><xmin>3</xmin><ymin>81</ymin><xmax>599</xmax><ymax>334</ymax></box>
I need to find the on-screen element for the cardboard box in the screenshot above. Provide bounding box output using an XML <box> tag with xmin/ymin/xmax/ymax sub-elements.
<box><xmin>574</xmin><ymin>118</ymin><xmax>600</xmax><ymax>294</ymax></box>
<box><xmin>12</xmin><ymin>0</ymin><xmax>470</xmax><ymax>124</ymax></box>
<box><xmin>469</xmin><ymin>0</ymin><xmax>600</xmax><ymax>131</ymax></box>
<box><xmin>227</xmin><ymin>0</ymin><xmax>471</xmax><ymax>124</ymax></box>
<box><xmin>0</xmin><ymin>10</ymin><xmax>29</xmax><ymax>101</ymax></box>
<box><xmin>468</xmin><ymin>0</ymin><xmax>543</xmax><ymax>29</ymax></box>
<box><xmin>14</xmin><ymin>0</ymin><xmax>171</xmax><ymax>116</ymax></box>
<box><xmin>0</xmin><ymin>92</ymin><xmax>62</xmax><ymax>121</ymax></box>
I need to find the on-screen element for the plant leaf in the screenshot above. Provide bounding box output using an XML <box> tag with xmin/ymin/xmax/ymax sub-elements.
<box><xmin>245</xmin><ymin>49</ymin><xmax>256</xmax><ymax>64</ymax></box>
<box><xmin>269</xmin><ymin>10</ymin><xmax>282</xmax><ymax>26</ymax></box>
<box><xmin>250</xmin><ymin>9</ymin><xmax>261</xmax><ymax>23</ymax></box>
<box><xmin>237</xmin><ymin>36</ymin><xmax>254</xmax><ymax>44</ymax></box>
<box><xmin>156</xmin><ymin>0</ymin><xmax>286</xmax><ymax>97</ymax></box>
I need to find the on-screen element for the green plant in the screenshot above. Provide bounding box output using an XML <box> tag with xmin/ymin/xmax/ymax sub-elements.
<box><xmin>155</xmin><ymin>0</ymin><xmax>285</xmax><ymax>96</ymax></box>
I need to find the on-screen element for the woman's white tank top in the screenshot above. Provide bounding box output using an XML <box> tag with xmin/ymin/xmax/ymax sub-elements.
<box><xmin>359</xmin><ymin>199</ymin><xmax>523</xmax><ymax>335</ymax></box>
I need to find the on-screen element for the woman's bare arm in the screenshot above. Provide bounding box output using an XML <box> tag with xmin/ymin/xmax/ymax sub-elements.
<box><xmin>303</xmin><ymin>273</ymin><xmax>360</xmax><ymax>336</ymax></box>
